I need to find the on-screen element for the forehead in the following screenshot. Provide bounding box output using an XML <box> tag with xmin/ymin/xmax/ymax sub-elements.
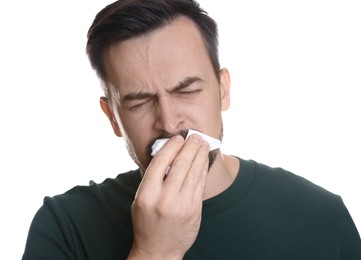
<box><xmin>103</xmin><ymin>16</ymin><xmax>214</xmax><ymax>94</ymax></box>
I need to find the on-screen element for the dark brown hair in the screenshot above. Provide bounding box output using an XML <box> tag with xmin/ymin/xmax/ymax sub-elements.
<box><xmin>86</xmin><ymin>0</ymin><xmax>219</xmax><ymax>98</ymax></box>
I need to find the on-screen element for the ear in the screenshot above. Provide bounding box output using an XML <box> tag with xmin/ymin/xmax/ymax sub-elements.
<box><xmin>219</xmin><ymin>68</ymin><xmax>231</xmax><ymax>111</ymax></box>
<box><xmin>99</xmin><ymin>97</ymin><xmax>122</xmax><ymax>137</ymax></box>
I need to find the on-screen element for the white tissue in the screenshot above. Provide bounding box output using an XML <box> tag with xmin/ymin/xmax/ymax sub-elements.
<box><xmin>151</xmin><ymin>129</ymin><xmax>221</xmax><ymax>156</ymax></box>
<box><xmin>151</xmin><ymin>138</ymin><xmax>169</xmax><ymax>156</ymax></box>
<box><xmin>186</xmin><ymin>129</ymin><xmax>222</xmax><ymax>151</ymax></box>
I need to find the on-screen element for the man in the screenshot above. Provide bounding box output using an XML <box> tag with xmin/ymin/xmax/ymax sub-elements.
<box><xmin>23</xmin><ymin>0</ymin><xmax>361</xmax><ymax>259</ymax></box>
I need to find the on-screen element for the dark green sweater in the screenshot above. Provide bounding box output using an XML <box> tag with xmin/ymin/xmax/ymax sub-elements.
<box><xmin>23</xmin><ymin>159</ymin><xmax>361</xmax><ymax>259</ymax></box>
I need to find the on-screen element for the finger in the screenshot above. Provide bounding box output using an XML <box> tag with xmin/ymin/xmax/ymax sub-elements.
<box><xmin>192</xmin><ymin>153</ymin><xmax>209</xmax><ymax>205</ymax></box>
<box><xmin>180</xmin><ymin>139</ymin><xmax>210</xmax><ymax>198</ymax></box>
<box><xmin>138</xmin><ymin>135</ymin><xmax>184</xmax><ymax>192</ymax></box>
<box><xmin>163</xmin><ymin>134</ymin><xmax>204</xmax><ymax>192</ymax></box>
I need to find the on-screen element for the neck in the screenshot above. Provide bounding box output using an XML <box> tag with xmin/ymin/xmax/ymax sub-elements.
<box><xmin>202</xmin><ymin>152</ymin><xmax>240</xmax><ymax>200</ymax></box>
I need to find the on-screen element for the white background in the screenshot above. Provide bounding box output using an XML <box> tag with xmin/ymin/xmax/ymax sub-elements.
<box><xmin>0</xmin><ymin>1</ymin><xmax>360</xmax><ymax>259</ymax></box>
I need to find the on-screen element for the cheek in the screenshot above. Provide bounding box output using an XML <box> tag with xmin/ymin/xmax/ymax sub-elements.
<box><xmin>120</xmin><ymin>108</ymin><xmax>154</xmax><ymax>132</ymax></box>
<box><xmin>122</xmin><ymin>112</ymin><xmax>157</xmax><ymax>148</ymax></box>
<box><xmin>198</xmin><ymin>92</ymin><xmax>223</xmax><ymax>131</ymax></box>
<box><xmin>199</xmin><ymin>90</ymin><xmax>222</xmax><ymax>114</ymax></box>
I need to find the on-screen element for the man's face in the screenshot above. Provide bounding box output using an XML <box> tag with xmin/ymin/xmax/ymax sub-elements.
<box><xmin>103</xmin><ymin>17</ymin><xmax>230</xmax><ymax>172</ymax></box>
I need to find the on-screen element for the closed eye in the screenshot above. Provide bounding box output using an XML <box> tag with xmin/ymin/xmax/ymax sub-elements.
<box><xmin>178</xmin><ymin>89</ymin><xmax>202</xmax><ymax>95</ymax></box>
<box><xmin>128</xmin><ymin>99</ymin><xmax>152</xmax><ymax>111</ymax></box>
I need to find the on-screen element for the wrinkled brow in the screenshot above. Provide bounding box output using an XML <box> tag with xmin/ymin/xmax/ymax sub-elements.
<box><xmin>169</xmin><ymin>76</ymin><xmax>203</xmax><ymax>93</ymax></box>
<box><xmin>121</xmin><ymin>76</ymin><xmax>203</xmax><ymax>103</ymax></box>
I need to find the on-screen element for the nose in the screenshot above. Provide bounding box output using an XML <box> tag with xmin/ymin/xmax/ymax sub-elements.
<box><xmin>154</xmin><ymin>96</ymin><xmax>184</xmax><ymax>134</ymax></box>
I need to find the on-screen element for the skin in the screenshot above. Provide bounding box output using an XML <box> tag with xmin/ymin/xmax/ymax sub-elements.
<box><xmin>100</xmin><ymin>16</ymin><xmax>240</xmax><ymax>259</ymax></box>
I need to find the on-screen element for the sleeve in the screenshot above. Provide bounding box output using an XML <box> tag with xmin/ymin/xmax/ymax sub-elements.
<box><xmin>338</xmin><ymin>198</ymin><xmax>361</xmax><ymax>260</ymax></box>
<box><xmin>22</xmin><ymin>197</ymin><xmax>76</xmax><ymax>260</ymax></box>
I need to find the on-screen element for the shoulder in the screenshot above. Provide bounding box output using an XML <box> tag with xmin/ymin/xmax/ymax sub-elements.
<box><xmin>48</xmin><ymin>170</ymin><xmax>141</xmax><ymax>206</ymax></box>
<box><xmin>23</xmin><ymin>170</ymin><xmax>141</xmax><ymax>259</ymax></box>
<box><xmin>248</xmin><ymin>159</ymin><xmax>339</xmax><ymax>200</ymax></box>
<box><xmin>240</xmin><ymin>159</ymin><xmax>347</xmax><ymax>219</ymax></box>
<box><xmin>33</xmin><ymin>169</ymin><xmax>141</xmax><ymax>246</ymax></box>
<box><xmin>45</xmin><ymin>169</ymin><xmax>142</xmax><ymax>213</ymax></box>
<box><xmin>250</xmin><ymin>160</ymin><xmax>361</xmax><ymax>254</ymax></box>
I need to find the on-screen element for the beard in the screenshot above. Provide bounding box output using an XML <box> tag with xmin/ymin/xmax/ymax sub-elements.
<box><xmin>125</xmin><ymin>124</ymin><xmax>224</xmax><ymax>175</ymax></box>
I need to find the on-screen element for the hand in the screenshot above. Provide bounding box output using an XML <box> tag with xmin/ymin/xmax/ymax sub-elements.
<box><xmin>128</xmin><ymin>134</ymin><xmax>210</xmax><ymax>260</ymax></box>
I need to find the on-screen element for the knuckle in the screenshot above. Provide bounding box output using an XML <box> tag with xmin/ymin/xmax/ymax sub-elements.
<box><xmin>133</xmin><ymin>194</ymin><xmax>153</xmax><ymax>211</ymax></box>
<box><xmin>152</xmin><ymin>153</ymin><xmax>167</xmax><ymax>165</ymax></box>
<box><xmin>172</xmin><ymin>158</ymin><xmax>188</xmax><ymax>170</ymax></box>
<box><xmin>155</xmin><ymin>200</ymin><xmax>191</xmax><ymax>219</ymax></box>
<box><xmin>155</xmin><ymin>200</ymin><xmax>174</xmax><ymax>217</ymax></box>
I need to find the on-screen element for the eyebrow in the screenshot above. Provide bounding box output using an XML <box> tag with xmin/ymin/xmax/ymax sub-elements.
<box><xmin>168</xmin><ymin>76</ymin><xmax>203</xmax><ymax>93</ymax></box>
<box><xmin>121</xmin><ymin>76</ymin><xmax>203</xmax><ymax>103</ymax></box>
